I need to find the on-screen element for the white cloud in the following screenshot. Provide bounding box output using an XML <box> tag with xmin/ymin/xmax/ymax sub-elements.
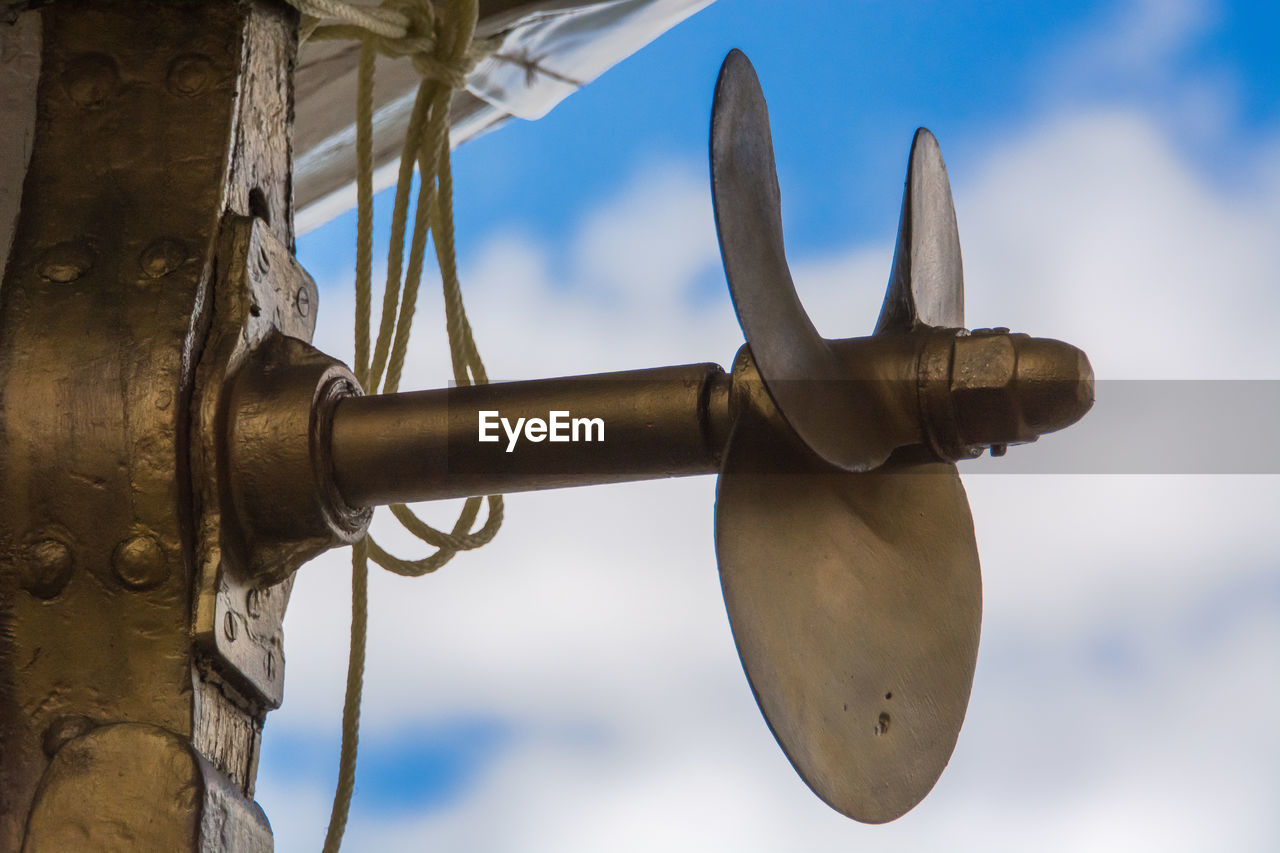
<box><xmin>1059</xmin><ymin>0</ymin><xmax>1214</xmax><ymax>83</ymax></box>
<box><xmin>260</xmin><ymin>16</ymin><xmax>1280</xmax><ymax>848</ymax></box>
<box><xmin>959</xmin><ymin>109</ymin><xmax>1280</xmax><ymax>379</ymax></box>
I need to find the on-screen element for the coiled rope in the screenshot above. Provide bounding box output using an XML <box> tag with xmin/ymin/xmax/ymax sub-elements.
<box><xmin>285</xmin><ymin>2</ymin><xmax>503</xmax><ymax>849</ymax></box>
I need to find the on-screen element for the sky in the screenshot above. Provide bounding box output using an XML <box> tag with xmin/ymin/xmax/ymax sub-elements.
<box><xmin>258</xmin><ymin>1</ymin><xmax>1280</xmax><ymax>850</ymax></box>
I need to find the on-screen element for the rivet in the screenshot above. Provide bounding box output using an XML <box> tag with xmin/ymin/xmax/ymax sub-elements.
<box><xmin>23</xmin><ymin>538</ymin><xmax>73</xmax><ymax>599</ymax></box>
<box><xmin>42</xmin><ymin>715</ymin><xmax>95</xmax><ymax>758</ymax></box>
<box><xmin>37</xmin><ymin>242</ymin><xmax>93</xmax><ymax>283</ymax></box>
<box><xmin>168</xmin><ymin>53</ymin><xmax>214</xmax><ymax>97</ymax></box>
<box><xmin>63</xmin><ymin>53</ymin><xmax>119</xmax><ymax>108</ymax></box>
<box><xmin>295</xmin><ymin>286</ymin><xmax>311</xmax><ymax>317</ymax></box>
<box><xmin>223</xmin><ymin>611</ymin><xmax>238</xmax><ymax>642</ymax></box>
<box><xmin>111</xmin><ymin>533</ymin><xmax>168</xmax><ymax>590</ymax></box>
<box><xmin>139</xmin><ymin>237</ymin><xmax>186</xmax><ymax>278</ymax></box>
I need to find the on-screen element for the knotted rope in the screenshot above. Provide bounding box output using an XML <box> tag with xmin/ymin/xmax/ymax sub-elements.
<box><xmin>285</xmin><ymin>2</ymin><xmax>503</xmax><ymax>849</ymax></box>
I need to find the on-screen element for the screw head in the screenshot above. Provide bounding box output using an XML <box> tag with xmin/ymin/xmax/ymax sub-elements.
<box><xmin>37</xmin><ymin>242</ymin><xmax>93</xmax><ymax>283</ymax></box>
<box><xmin>167</xmin><ymin>53</ymin><xmax>214</xmax><ymax>97</ymax></box>
<box><xmin>111</xmin><ymin>533</ymin><xmax>168</xmax><ymax>590</ymax></box>
<box><xmin>295</xmin><ymin>286</ymin><xmax>311</xmax><ymax>317</ymax></box>
<box><xmin>223</xmin><ymin>611</ymin><xmax>238</xmax><ymax>642</ymax></box>
<box><xmin>23</xmin><ymin>537</ymin><xmax>73</xmax><ymax>599</ymax></box>
<box><xmin>62</xmin><ymin>53</ymin><xmax>119</xmax><ymax>108</ymax></box>
<box><xmin>139</xmin><ymin>237</ymin><xmax>186</xmax><ymax>278</ymax></box>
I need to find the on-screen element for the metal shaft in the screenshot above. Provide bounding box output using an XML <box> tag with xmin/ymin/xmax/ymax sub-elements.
<box><xmin>330</xmin><ymin>363</ymin><xmax>735</xmax><ymax>506</ymax></box>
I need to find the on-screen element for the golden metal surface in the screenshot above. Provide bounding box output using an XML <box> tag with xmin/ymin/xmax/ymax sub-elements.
<box><xmin>329</xmin><ymin>363</ymin><xmax>732</xmax><ymax>504</ymax></box>
<box><xmin>190</xmin><ymin>216</ymin><xmax>366</xmax><ymax>718</ymax></box>
<box><xmin>23</xmin><ymin>723</ymin><xmax>272</xmax><ymax>852</ymax></box>
<box><xmin>0</xmin><ymin>1</ymin><xmax>300</xmax><ymax>847</ymax></box>
<box><xmin>709</xmin><ymin>51</ymin><xmax>1093</xmax><ymax>474</ymax></box>
<box><xmin>715</xmin><ymin>354</ymin><xmax>981</xmax><ymax>824</ymax></box>
<box><xmin>0</xmin><ymin>7</ymin><xmax>1099</xmax><ymax>844</ymax></box>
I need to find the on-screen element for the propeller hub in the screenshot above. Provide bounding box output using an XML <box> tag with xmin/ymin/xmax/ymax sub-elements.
<box><xmin>919</xmin><ymin>329</ymin><xmax>1095</xmax><ymax>460</ymax></box>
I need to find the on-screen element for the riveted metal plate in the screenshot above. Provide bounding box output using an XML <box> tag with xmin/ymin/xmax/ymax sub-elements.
<box><xmin>0</xmin><ymin>0</ymin><xmax>299</xmax><ymax>845</ymax></box>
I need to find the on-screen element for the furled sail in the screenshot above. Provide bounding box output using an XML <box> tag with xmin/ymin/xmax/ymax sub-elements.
<box><xmin>294</xmin><ymin>0</ymin><xmax>714</xmax><ymax>231</ymax></box>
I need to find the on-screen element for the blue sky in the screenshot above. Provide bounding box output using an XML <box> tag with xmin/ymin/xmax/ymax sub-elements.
<box><xmin>264</xmin><ymin>1</ymin><xmax>1280</xmax><ymax>850</ymax></box>
<box><xmin>299</xmin><ymin>0</ymin><xmax>1279</xmax><ymax>272</ymax></box>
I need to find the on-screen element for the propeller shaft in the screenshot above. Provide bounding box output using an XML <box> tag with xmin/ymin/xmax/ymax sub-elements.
<box><xmin>328</xmin><ymin>363</ymin><xmax>734</xmax><ymax>505</ymax></box>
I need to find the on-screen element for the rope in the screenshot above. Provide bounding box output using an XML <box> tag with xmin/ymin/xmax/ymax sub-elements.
<box><xmin>283</xmin><ymin>2</ymin><xmax>504</xmax><ymax>849</ymax></box>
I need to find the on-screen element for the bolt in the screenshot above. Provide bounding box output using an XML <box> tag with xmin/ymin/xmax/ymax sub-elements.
<box><xmin>37</xmin><ymin>242</ymin><xmax>92</xmax><ymax>283</ymax></box>
<box><xmin>111</xmin><ymin>533</ymin><xmax>168</xmax><ymax>590</ymax></box>
<box><xmin>23</xmin><ymin>538</ymin><xmax>73</xmax><ymax>599</ymax></box>
<box><xmin>139</xmin><ymin>237</ymin><xmax>186</xmax><ymax>278</ymax></box>
<box><xmin>42</xmin><ymin>715</ymin><xmax>95</xmax><ymax>757</ymax></box>
<box><xmin>167</xmin><ymin>53</ymin><xmax>214</xmax><ymax>97</ymax></box>
<box><xmin>63</xmin><ymin>53</ymin><xmax>119</xmax><ymax>108</ymax></box>
<box><xmin>223</xmin><ymin>611</ymin><xmax>238</xmax><ymax>642</ymax></box>
<box><xmin>295</xmin><ymin>286</ymin><xmax>311</xmax><ymax>317</ymax></box>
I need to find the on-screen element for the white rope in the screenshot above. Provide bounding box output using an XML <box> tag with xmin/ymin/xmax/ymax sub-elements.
<box><xmin>280</xmin><ymin>2</ymin><xmax>503</xmax><ymax>850</ymax></box>
<box><xmin>289</xmin><ymin>0</ymin><xmax>410</xmax><ymax>38</ymax></box>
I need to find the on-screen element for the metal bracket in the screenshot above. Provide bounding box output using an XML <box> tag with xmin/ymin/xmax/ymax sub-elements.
<box><xmin>191</xmin><ymin>214</ymin><xmax>337</xmax><ymax>712</ymax></box>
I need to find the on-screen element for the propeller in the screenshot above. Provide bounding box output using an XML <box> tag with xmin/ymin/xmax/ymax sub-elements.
<box><xmin>709</xmin><ymin>49</ymin><xmax>1088</xmax><ymax>823</ymax></box>
<box><xmin>236</xmin><ymin>46</ymin><xmax>1094</xmax><ymax>830</ymax></box>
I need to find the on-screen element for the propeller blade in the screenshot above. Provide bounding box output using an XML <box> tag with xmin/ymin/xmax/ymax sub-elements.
<box><xmin>875</xmin><ymin>128</ymin><xmax>965</xmax><ymax>334</ymax></box>
<box><xmin>710</xmin><ymin>50</ymin><xmax>898</xmax><ymax>472</ymax></box>
<box><xmin>709</xmin><ymin>50</ymin><xmax>833</xmax><ymax>385</ymax></box>
<box><xmin>714</xmin><ymin>407</ymin><xmax>982</xmax><ymax>824</ymax></box>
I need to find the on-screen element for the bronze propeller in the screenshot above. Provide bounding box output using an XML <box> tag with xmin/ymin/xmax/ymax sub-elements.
<box><xmin>214</xmin><ymin>48</ymin><xmax>1095</xmax><ymax>825</ymax></box>
<box><xmin>713</xmin><ymin>48</ymin><xmax>985</xmax><ymax>824</ymax></box>
<box><xmin>0</xmin><ymin>3</ymin><xmax>1100</xmax><ymax>846</ymax></box>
